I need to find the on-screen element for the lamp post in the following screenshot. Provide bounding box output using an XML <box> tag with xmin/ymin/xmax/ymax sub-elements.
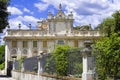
<box><xmin>12</xmin><ymin>55</ymin><xmax>17</xmax><ymax>70</ymax></box>
<box><xmin>82</xmin><ymin>40</ymin><xmax>95</xmax><ymax>80</ymax></box>
<box><xmin>37</xmin><ymin>51</ymin><xmax>43</xmax><ymax>80</ymax></box>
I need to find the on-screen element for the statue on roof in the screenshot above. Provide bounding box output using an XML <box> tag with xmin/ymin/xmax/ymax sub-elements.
<box><xmin>59</xmin><ymin>3</ymin><xmax>62</xmax><ymax>10</ymax></box>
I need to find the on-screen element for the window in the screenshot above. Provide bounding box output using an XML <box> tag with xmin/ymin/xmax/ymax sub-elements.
<box><xmin>33</xmin><ymin>41</ymin><xmax>37</xmax><ymax>48</ymax></box>
<box><xmin>43</xmin><ymin>40</ymin><xmax>47</xmax><ymax>48</ymax></box>
<box><xmin>23</xmin><ymin>49</ymin><xmax>27</xmax><ymax>54</ymax></box>
<box><xmin>11</xmin><ymin>49</ymin><xmax>17</xmax><ymax>55</ymax></box>
<box><xmin>57</xmin><ymin>40</ymin><xmax>64</xmax><ymax>45</ymax></box>
<box><xmin>12</xmin><ymin>41</ymin><xmax>17</xmax><ymax>48</ymax></box>
<box><xmin>74</xmin><ymin>40</ymin><xmax>78</xmax><ymax>47</ymax></box>
<box><xmin>23</xmin><ymin>41</ymin><xmax>28</xmax><ymax>48</ymax></box>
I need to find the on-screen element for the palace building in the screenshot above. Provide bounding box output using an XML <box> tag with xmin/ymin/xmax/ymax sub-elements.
<box><xmin>4</xmin><ymin>4</ymin><xmax>101</xmax><ymax>73</ymax></box>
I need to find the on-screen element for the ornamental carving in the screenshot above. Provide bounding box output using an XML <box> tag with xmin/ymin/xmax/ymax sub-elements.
<box><xmin>11</xmin><ymin>48</ymin><xmax>17</xmax><ymax>57</ymax></box>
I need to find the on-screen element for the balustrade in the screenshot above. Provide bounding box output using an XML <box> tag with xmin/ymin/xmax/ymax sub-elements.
<box><xmin>6</xmin><ymin>29</ymin><xmax>101</xmax><ymax>37</ymax></box>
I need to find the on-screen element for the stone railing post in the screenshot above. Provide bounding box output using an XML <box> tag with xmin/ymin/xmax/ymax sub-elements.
<box><xmin>37</xmin><ymin>51</ymin><xmax>43</xmax><ymax>80</ymax></box>
<box><xmin>21</xmin><ymin>57</ymin><xmax>26</xmax><ymax>72</ymax></box>
<box><xmin>82</xmin><ymin>40</ymin><xmax>95</xmax><ymax>80</ymax></box>
<box><xmin>12</xmin><ymin>56</ymin><xmax>17</xmax><ymax>70</ymax></box>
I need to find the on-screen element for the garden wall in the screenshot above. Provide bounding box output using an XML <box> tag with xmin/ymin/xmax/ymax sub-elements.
<box><xmin>12</xmin><ymin>70</ymin><xmax>81</xmax><ymax>80</ymax></box>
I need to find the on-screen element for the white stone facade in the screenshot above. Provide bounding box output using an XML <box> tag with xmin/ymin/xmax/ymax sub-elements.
<box><xmin>4</xmin><ymin>4</ymin><xmax>101</xmax><ymax>74</ymax></box>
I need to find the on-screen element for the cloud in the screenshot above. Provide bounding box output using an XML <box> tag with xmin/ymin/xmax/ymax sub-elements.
<box><xmin>7</xmin><ymin>6</ymin><xmax>23</xmax><ymax>15</ymax></box>
<box><xmin>23</xmin><ymin>8</ymin><xmax>33</xmax><ymax>14</ymax></box>
<box><xmin>9</xmin><ymin>16</ymin><xmax>39</xmax><ymax>29</ymax></box>
<box><xmin>34</xmin><ymin>0</ymin><xmax>120</xmax><ymax>28</ymax></box>
<box><xmin>9</xmin><ymin>19</ymin><xmax>28</xmax><ymax>29</ymax></box>
<box><xmin>34</xmin><ymin>3</ymin><xmax>49</xmax><ymax>12</ymax></box>
<box><xmin>8</xmin><ymin>0</ymin><xmax>120</xmax><ymax>30</ymax></box>
<box><xmin>23</xmin><ymin>8</ymin><xmax>30</xmax><ymax>13</ymax></box>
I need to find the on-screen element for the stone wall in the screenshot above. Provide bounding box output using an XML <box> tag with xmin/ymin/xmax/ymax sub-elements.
<box><xmin>12</xmin><ymin>71</ymin><xmax>55</xmax><ymax>80</ymax></box>
<box><xmin>12</xmin><ymin>71</ymin><xmax>81</xmax><ymax>80</ymax></box>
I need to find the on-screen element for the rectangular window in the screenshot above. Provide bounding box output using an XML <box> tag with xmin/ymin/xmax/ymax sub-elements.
<box><xmin>43</xmin><ymin>41</ymin><xmax>47</xmax><ymax>48</ymax></box>
<box><xmin>74</xmin><ymin>40</ymin><xmax>78</xmax><ymax>47</ymax></box>
<box><xmin>23</xmin><ymin>41</ymin><xmax>27</xmax><ymax>48</ymax></box>
<box><xmin>57</xmin><ymin>40</ymin><xmax>64</xmax><ymax>45</ymax></box>
<box><xmin>12</xmin><ymin>41</ymin><xmax>17</xmax><ymax>48</ymax></box>
<box><xmin>33</xmin><ymin>41</ymin><xmax>37</xmax><ymax>48</ymax></box>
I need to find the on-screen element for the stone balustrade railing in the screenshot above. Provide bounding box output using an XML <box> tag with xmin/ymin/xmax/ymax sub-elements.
<box><xmin>5</xmin><ymin>29</ymin><xmax>101</xmax><ymax>37</ymax></box>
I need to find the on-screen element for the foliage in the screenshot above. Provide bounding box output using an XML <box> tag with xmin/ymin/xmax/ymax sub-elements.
<box><xmin>52</xmin><ymin>45</ymin><xmax>70</xmax><ymax>76</ymax></box>
<box><xmin>96</xmin><ymin>10</ymin><xmax>120</xmax><ymax>37</ymax></box>
<box><xmin>74</xmin><ymin>24</ymin><xmax>92</xmax><ymax>30</ymax></box>
<box><xmin>97</xmin><ymin>18</ymin><xmax>114</xmax><ymax>37</ymax></box>
<box><xmin>45</xmin><ymin>55</ymin><xmax>56</xmax><ymax>74</ymax></box>
<box><xmin>112</xmin><ymin>11</ymin><xmax>120</xmax><ymax>33</ymax></box>
<box><xmin>94</xmin><ymin>33</ymin><xmax>120</xmax><ymax>80</ymax></box>
<box><xmin>67</xmin><ymin>48</ymin><xmax>82</xmax><ymax>76</ymax></box>
<box><xmin>0</xmin><ymin>0</ymin><xmax>10</xmax><ymax>32</ymax></box>
<box><xmin>45</xmin><ymin>45</ymin><xmax>83</xmax><ymax>77</ymax></box>
<box><xmin>0</xmin><ymin>45</ymin><xmax>5</xmax><ymax>70</ymax></box>
<box><xmin>19</xmin><ymin>57</ymin><xmax>25</xmax><ymax>69</ymax></box>
<box><xmin>0</xmin><ymin>62</ymin><xmax>5</xmax><ymax>70</ymax></box>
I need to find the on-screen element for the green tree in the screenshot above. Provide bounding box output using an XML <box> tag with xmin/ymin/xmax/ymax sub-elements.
<box><xmin>97</xmin><ymin>18</ymin><xmax>114</xmax><ymax>37</ymax></box>
<box><xmin>96</xmin><ymin>10</ymin><xmax>120</xmax><ymax>37</ymax></box>
<box><xmin>0</xmin><ymin>45</ymin><xmax>5</xmax><ymax>70</ymax></box>
<box><xmin>51</xmin><ymin>45</ymin><xmax>70</xmax><ymax>76</ymax></box>
<box><xmin>94</xmin><ymin>33</ymin><xmax>120</xmax><ymax>80</ymax></box>
<box><xmin>46</xmin><ymin>45</ymin><xmax>83</xmax><ymax>77</ymax></box>
<box><xmin>0</xmin><ymin>0</ymin><xmax>10</xmax><ymax>32</ymax></box>
<box><xmin>112</xmin><ymin>11</ymin><xmax>120</xmax><ymax>33</ymax></box>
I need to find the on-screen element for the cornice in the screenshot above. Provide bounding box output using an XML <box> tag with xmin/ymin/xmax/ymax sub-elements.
<box><xmin>4</xmin><ymin>36</ymin><xmax>103</xmax><ymax>41</ymax></box>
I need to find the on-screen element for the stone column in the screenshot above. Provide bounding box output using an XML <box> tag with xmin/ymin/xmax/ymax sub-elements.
<box><xmin>12</xmin><ymin>56</ymin><xmax>17</xmax><ymax>70</ymax></box>
<box><xmin>21</xmin><ymin>57</ymin><xmax>25</xmax><ymax>72</ymax></box>
<box><xmin>37</xmin><ymin>52</ymin><xmax>43</xmax><ymax>80</ymax></box>
<box><xmin>5</xmin><ymin>41</ymin><xmax>8</xmax><ymax>75</ymax></box>
<box><xmin>20</xmin><ymin>57</ymin><xmax>25</xmax><ymax>80</ymax></box>
<box><xmin>82</xmin><ymin>41</ymin><xmax>95</xmax><ymax>80</ymax></box>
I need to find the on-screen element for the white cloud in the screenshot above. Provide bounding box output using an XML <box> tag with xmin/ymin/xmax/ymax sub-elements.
<box><xmin>23</xmin><ymin>8</ymin><xmax>30</xmax><ymax>13</ymax></box>
<box><xmin>8</xmin><ymin>0</ymin><xmax>120</xmax><ymax>30</ymax></box>
<box><xmin>34</xmin><ymin>0</ymin><xmax>120</xmax><ymax>28</ymax></box>
<box><xmin>34</xmin><ymin>3</ymin><xmax>49</xmax><ymax>11</ymax></box>
<box><xmin>7</xmin><ymin>6</ymin><xmax>23</xmax><ymax>15</ymax></box>
<box><xmin>9</xmin><ymin>16</ymin><xmax>39</xmax><ymax>29</ymax></box>
<box><xmin>23</xmin><ymin>8</ymin><xmax>33</xmax><ymax>14</ymax></box>
<box><xmin>9</xmin><ymin>19</ymin><xmax>28</xmax><ymax>29</ymax></box>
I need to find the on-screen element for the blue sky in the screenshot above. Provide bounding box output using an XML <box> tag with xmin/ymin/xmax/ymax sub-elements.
<box><xmin>0</xmin><ymin>0</ymin><xmax>120</xmax><ymax>44</ymax></box>
<box><xmin>7</xmin><ymin>0</ymin><xmax>120</xmax><ymax>29</ymax></box>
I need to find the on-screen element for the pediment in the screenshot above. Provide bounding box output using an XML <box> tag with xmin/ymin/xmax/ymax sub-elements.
<box><xmin>55</xmin><ymin>11</ymin><xmax>66</xmax><ymax>19</ymax></box>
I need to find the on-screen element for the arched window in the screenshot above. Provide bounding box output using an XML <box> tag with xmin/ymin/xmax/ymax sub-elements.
<box><xmin>11</xmin><ymin>49</ymin><xmax>17</xmax><ymax>55</ymax></box>
<box><xmin>23</xmin><ymin>49</ymin><xmax>27</xmax><ymax>54</ymax></box>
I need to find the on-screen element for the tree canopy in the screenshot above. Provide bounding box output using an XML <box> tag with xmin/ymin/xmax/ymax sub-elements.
<box><xmin>45</xmin><ymin>45</ymin><xmax>82</xmax><ymax>76</ymax></box>
<box><xmin>50</xmin><ymin>45</ymin><xmax>70</xmax><ymax>76</ymax></box>
<box><xmin>94</xmin><ymin>33</ymin><xmax>120</xmax><ymax>80</ymax></box>
<box><xmin>113</xmin><ymin>11</ymin><xmax>120</xmax><ymax>33</ymax></box>
<box><xmin>93</xmin><ymin>10</ymin><xmax>120</xmax><ymax>80</ymax></box>
<box><xmin>0</xmin><ymin>0</ymin><xmax>10</xmax><ymax>32</ymax></box>
<box><xmin>96</xmin><ymin>10</ymin><xmax>120</xmax><ymax>37</ymax></box>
